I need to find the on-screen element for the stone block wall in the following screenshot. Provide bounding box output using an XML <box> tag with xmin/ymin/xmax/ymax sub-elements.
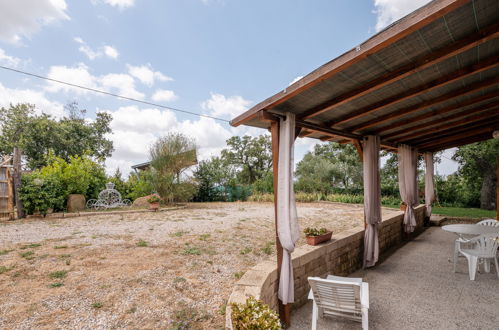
<box><xmin>226</xmin><ymin>205</ymin><xmax>426</xmax><ymax>327</ymax></box>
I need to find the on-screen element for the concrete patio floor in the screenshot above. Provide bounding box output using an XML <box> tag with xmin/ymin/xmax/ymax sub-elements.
<box><xmin>289</xmin><ymin>227</ymin><xmax>499</xmax><ymax>330</ymax></box>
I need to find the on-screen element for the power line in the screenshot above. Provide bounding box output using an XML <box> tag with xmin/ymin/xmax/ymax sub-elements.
<box><xmin>0</xmin><ymin>65</ymin><xmax>231</xmax><ymax>123</ymax></box>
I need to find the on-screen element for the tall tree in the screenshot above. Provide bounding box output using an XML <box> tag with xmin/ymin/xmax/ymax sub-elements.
<box><xmin>221</xmin><ymin>135</ymin><xmax>272</xmax><ymax>184</ymax></box>
<box><xmin>453</xmin><ymin>140</ymin><xmax>498</xmax><ymax>209</ymax></box>
<box><xmin>0</xmin><ymin>103</ymin><xmax>113</xmax><ymax>169</ymax></box>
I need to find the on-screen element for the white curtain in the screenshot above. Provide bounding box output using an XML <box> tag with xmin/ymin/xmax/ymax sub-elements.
<box><xmin>424</xmin><ymin>152</ymin><xmax>435</xmax><ymax>218</ymax></box>
<box><xmin>362</xmin><ymin>135</ymin><xmax>382</xmax><ymax>268</ymax></box>
<box><xmin>277</xmin><ymin>112</ymin><xmax>300</xmax><ymax>305</ymax></box>
<box><xmin>398</xmin><ymin>144</ymin><xmax>419</xmax><ymax>233</ymax></box>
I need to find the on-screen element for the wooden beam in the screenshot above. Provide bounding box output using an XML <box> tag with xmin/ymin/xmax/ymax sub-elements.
<box><xmin>409</xmin><ymin>118</ymin><xmax>499</xmax><ymax>146</ymax></box>
<box><xmin>270</xmin><ymin>121</ymin><xmax>291</xmax><ymax>326</ymax></box>
<box><xmin>416</xmin><ymin>125</ymin><xmax>496</xmax><ymax>150</ymax></box>
<box><xmin>295</xmin><ymin>119</ymin><xmax>362</xmax><ymax>140</ymax></box>
<box><xmin>230</xmin><ymin>0</ymin><xmax>470</xmax><ymax>127</ymax></box>
<box><xmin>303</xmin><ymin>28</ymin><xmax>499</xmax><ymax>121</ymax></box>
<box><xmin>322</xmin><ymin>54</ymin><xmax>499</xmax><ymax>126</ymax></box>
<box><xmin>369</xmin><ymin>90</ymin><xmax>499</xmax><ymax>135</ymax></box>
<box><xmin>497</xmin><ymin>154</ymin><xmax>498</xmax><ymax>221</ymax></box>
<box><xmin>383</xmin><ymin>101</ymin><xmax>499</xmax><ymax>140</ymax></box>
<box><xmin>423</xmin><ymin>132</ymin><xmax>493</xmax><ymax>152</ymax></box>
<box><xmin>350</xmin><ymin>76</ymin><xmax>499</xmax><ymax>132</ymax></box>
<box><xmin>353</xmin><ymin>139</ymin><xmax>363</xmax><ymax>162</ymax></box>
<box><xmin>395</xmin><ymin>108</ymin><xmax>499</xmax><ymax>143</ymax></box>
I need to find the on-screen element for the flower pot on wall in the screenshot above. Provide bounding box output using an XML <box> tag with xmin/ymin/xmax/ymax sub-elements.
<box><xmin>306</xmin><ymin>232</ymin><xmax>333</xmax><ymax>246</ymax></box>
<box><xmin>400</xmin><ymin>203</ymin><xmax>407</xmax><ymax>211</ymax></box>
<box><xmin>149</xmin><ymin>202</ymin><xmax>160</xmax><ymax>211</ymax></box>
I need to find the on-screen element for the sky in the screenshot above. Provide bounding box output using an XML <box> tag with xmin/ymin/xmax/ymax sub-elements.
<box><xmin>0</xmin><ymin>0</ymin><xmax>459</xmax><ymax>176</ymax></box>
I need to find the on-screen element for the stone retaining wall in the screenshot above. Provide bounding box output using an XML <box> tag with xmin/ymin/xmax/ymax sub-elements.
<box><xmin>226</xmin><ymin>205</ymin><xmax>426</xmax><ymax>327</ymax></box>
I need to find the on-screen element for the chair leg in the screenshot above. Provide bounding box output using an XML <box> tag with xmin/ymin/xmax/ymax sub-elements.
<box><xmin>453</xmin><ymin>241</ymin><xmax>459</xmax><ymax>272</ymax></box>
<box><xmin>311</xmin><ymin>300</ymin><xmax>318</xmax><ymax>330</ymax></box>
<box><xmin>465</xmin><ymin>255</ymin><xmax>478</xmax><ymax>281</ymax></box>
<box><xmin>484</xmin><ymin>259</ymin><xmax>491</xmax><ymax>273</ymax></box>
<box><xmin>494</xmin><ymin>257</ymin><xmax>499</xmax><ymax>279</ymax></box>
<box><xmin>361</xmin><ymin>307</ymin><xmax>368</xmax><ymax>330</ymax></box>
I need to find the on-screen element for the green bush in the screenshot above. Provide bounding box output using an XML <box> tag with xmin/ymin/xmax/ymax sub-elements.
<box><xmin>20</xmin><ymin>172</ymin><xmax>65</xmax><ymax>215</ymax></box>
<box><xmin>231</xmin><ymin>296</ymin><xmax>281</xmax><ymax>330</ymax></box>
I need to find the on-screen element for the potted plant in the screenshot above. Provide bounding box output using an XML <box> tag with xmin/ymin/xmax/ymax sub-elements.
<box><xmin>230</xmin><ymin>296</ymin><xmax>281</xmax><ymax>330</ymax></box>
<box><xmin>400</xmin><ymin>201</ymin><xmax>407</xmax><ymax>211</ymax></box>
<box><xmin>147</xmin><ymin>194</ymin><xmax>161</xmax><ymax>211</ymax></box>
<box><xmin>304</xmin><ymin>227</ymin><xmax>333</xmax><ymax>246</ymax></box>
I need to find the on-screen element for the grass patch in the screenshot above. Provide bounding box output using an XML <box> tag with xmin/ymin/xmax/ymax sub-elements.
<box><xmin>170</xmin><ymin>230</ymin><xmax>189</xmax><ymax>237</ymax></box>
<box><xmin>58</xmin><ymin>254</ymin><xmax>71</xmax><ymax>259</ymax></box>
<box><xmin>20</xmin><ymin>243</ymin><xmax>41</xmax><ymax>250</ymax></box>
<box><xmin>126</xmin><ymin>306</ymin><xmax>137</xmax><ymax>314</ymax></box>
<box><xmin>173</xmin><ymin>276</ymin><xmax>186</xmax><ymax>284</ymax></box>
<box><xmin>19</xmin><ymin>251</ymin><xmax>35</xmax><ymax>260</ymax></box>
<box><xmin>239</xmin><ymin>247</ymin><xmax>252</xmax><ymax>255</ymax></box>
<box><xmin>182</xmin><ymin>246</ymin><xmax>201</xmax><ymax>255</ymax></box>
<box><xmin>91</xmin><ymin>302</ymin><xmax>103</xmax><ymax>309</ymax></box>
<box><xmin>0</xmin><ymin>249</ymin><xmax>13</xmax><ymax>256</ymax></box>
<box><xmin>0</xmin><ymin>266</ymin><xmax>14</xmax><ymax>274</ymax></box>
<box><xmin>234</xmin><ymin>271</ymin><xmax>245</xmax><ymax>279</ymax></box>
<box><xmin>49</xmin><ymin>282</ymin><xmax>64</xmax><ymax>288</ymax></box>
<box><xmin>54</xmin><ymin>245</ymin><xmax>68</xmax><ymax>249</ymax></box>
<box><xmin>432</xmin><ymin>207</ymin><xmax>496</xmax><ymax>218</ymax></box>
<box><xmin>261</xmin><ymin>241</ymin><xmax>275</xmax><ymax>255</ymax></box>
<box><xmin>199</xmin><ymin>234</ymin><xmax>210</xmax><ymax>241</ymax></box>
<box><xmin>48</xmin><ymin>270</ymin><xmax>67</xmax><ymax>279</ymax></box>
<box><xmin>136</xmin><ymin>239</ymin><xmax>148</xmax><ymax>247</ymax></box>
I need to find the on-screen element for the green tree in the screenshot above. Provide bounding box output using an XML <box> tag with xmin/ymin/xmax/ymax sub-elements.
<box><xmin>193</xmin><ymin>156</ymin><xmax>236</xmax><ymax>201</ymax></box>
<box><xmin>221</xmin><ymin>135</ymin><xmax>272</xmax><ymax>184</ymax></box>
<box><xmin>453</xmin><ymin>140</ymin><xmax>498</xmax><ymax>209</ymax></box>
<box><xmin>295</xmin><ymin>142</ymin><xmax>362</xmax><ymax>194</ymax></box>
<box><xmin>0</xmin><ymin>103</ymin><xmax>113</xmax><ymax>169</ymax></box>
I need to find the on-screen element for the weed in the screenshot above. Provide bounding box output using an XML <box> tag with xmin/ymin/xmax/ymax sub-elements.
<box><xmin>48</xmin><ymin>270</ymin><xmax>67</xmax><ymax>279</ymax></box>
<box><xmin>170</xmin><ymin>306</ymin><xmax>209</xmax><ymax>329</ymax></box>
<box><xmin>219</xmin><ymin>303</ymin><xmax>226</xmax><ymax>316</ymax></box>
<box><xmin>0</xmin><ymin>266</ymin><xmax>14</xmax><ymax>274</ymax></box>
<box><xmin>65</xmin><ymin>259</ymin><xmax>71</xmax><ymax>265</ymax></box>
<box><xmin>91</xmin><ymin>302</ymin><xmax>103</xmax><ymax>309</ymax></box>
<box><xmin>182</xmin><ymin>246</ymin><xmax>201</xmax><ymax>255</ymax></box>
<box><xmin>234</xmin><ymin>271</ymin><xmax>245</xmax><ymax>279</ymax></box>
<box><xmin>173</xmin><ymin>276</ymin><xmax>187</xmax><ymax>284</ymax></box>
<box><xmin>91</xmin><ymin>235</ymin><xmax>98</xmax><ymax>239</ymax></box>
<box><xmin>261</xmin><ymin>241</ymin><xmax>275</xmax><ymax>255</ymax></box>
<box><xmin>206</xmin><ymin>260</ymin><xmax>213</xmax><ymax>265</ymax></box>
<box><xmin>199</xmin><ymin>234</ymin><xmax>210</xmax><ymax>241</ymax></box>
<box><xmin>20</xmin><ymin>243</ymin><xmax>41</xmax><ymax>250</ymax></box>
<box><xmin>170</xmin><ymin>230</ymin><xmax>189</xmax><ymax>237</ymax></box>
<box><xmin>71</xmin><ymin>231</ymin><xmax>82</xmax><ymax>235</ymax></box>
<box><xmin>240</xmin><ymin>247</ymin><xmax>252</xmax><ymax>255</ymax></box>
<box><xmin>0</xmin><ymin>249</ymin><xmax>13</xmax><ymax>255</ymax></box>
<box><xmin>20</xmin><ymin>251</ymin><xmax>35</xmax><ymax>260</ymax></box>
<box><xmin>136</xmin><ymin>240</ymin><xmax>148</xmax><ymax>247</ymax></box>
<box><xmin>54</xmin><ymin>245</ymin><xmax>68</xmax><ymax>249</ymax></box>
<box><xmin>126</xmin><ymin>306</ymin><xmax>137</xmax><ymax>314</ymax></box>
<box><xmin>49</xmin><ymin>282</ymin><xmax>64</xmax><ymax>288</ymax></box>
<box><xmin>58</xmin><ymin>254</ymin><xmax>71</xmax><ymax>259</ymax></box>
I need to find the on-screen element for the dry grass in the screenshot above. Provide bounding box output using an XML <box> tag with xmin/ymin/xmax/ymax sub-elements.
<box><xmin>0</xmin><ymin>202</ymin><xmax>398</xmax><ymax>329</ymax></box>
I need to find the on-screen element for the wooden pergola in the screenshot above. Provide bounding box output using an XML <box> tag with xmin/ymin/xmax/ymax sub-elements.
<box><xmin>231</xmin><ymin>0</ymin><xmax>498</xmax><ymax>326</ymax></box>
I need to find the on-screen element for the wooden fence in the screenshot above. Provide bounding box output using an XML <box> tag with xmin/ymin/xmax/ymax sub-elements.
<box><xmin>0</xmin><ymin>157</ymin><xmax>14</xmax><ymax>220</ymax></box>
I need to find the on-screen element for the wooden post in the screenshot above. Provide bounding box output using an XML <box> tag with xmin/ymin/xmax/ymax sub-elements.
<box><xmin>13</xmin><ymin>148</ymin><xmax>24</xmax><ymax>219</ymax></box>
<box><xmin>271</xmin><ymin>121</ymin><xmax>292</xmax><ymax>327</ymax></box>
<box><xmin>6</xmin><ymin>166</ymin><xmax>14</xmax><ymax>220</ymax></box>
<box><xmin>496</xmin><ymin>154</ymin><xmax>498</xmax><ymax>221</ymax></box>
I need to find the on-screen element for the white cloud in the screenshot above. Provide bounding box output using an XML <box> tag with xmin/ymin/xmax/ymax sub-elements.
<box><xmin>151</xmin><ymin>89</ymin><xmax>178</xmax><ymax>102</ymax></box>
<box><xmin>373</xmin><ymin>0</ymin><xmax>431</xmax><ymax>32</ymax></box>
<box><xmin>102</xmin><ymin>0</ymin><xmax>136</xmax><ymax>9</ymax></box>
<box><xmin>45</xmin><ymin>63</ymin><xmax>144</xmax><ymax>99</ymax></box>
<box><xmin>289</xmin><ymin>76</ymin><xmax>303</xmax><ymax>86</ymax></box>
<box><xmin>0</xmin><ymin>49</ymin><xmax>21</xmax><ymax>67</ymax></box>
<box><xmin>0</xmin><ymin>0</ymin><xmax>69</xmax><ymax>44</ymax></box>
<box><xmin>74</xmin><ymin>37</ymin><xmax>119</xmax><ymax>60</ymax></box>
<box><xmin>127</xmin><ymin>64</ymin><xmax>173</xmax><ymax>87</ymax></box>
<box><xmin>201</xmin><ymin>93</ymin><xmax>252</xmax><ymax>119</ymax></box>
<box><xmin>0</xmin><ymin>82</ymin><xmax>64</xmax><ymax>118</ymax></box>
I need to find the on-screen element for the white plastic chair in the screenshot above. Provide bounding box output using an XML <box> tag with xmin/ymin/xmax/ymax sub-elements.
<box><xmin>458</xmin><ymin>233</ymin><xmax>499</xmax><ymax>280</ymax></box>
<box><xmin>308</xmin><ymin>275</ymin><xmax>369</xmax><ymax>330</ymax></box>
<box><xmin>453</xmin><ymin>219</ymin><xmax>499</xmax><ymax>272</ymax></box>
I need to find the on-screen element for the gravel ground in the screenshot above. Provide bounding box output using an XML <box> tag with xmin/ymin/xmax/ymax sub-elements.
<box><xmin>0</xmin><ymin>202</ymin><xmax>398</xmax><ymax>329</ymax></box>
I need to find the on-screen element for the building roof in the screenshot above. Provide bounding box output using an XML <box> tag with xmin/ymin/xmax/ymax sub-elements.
<box><xmin>231</xmin><ymin>0</ymin><xmax>499</xmax><ymax>152</ymax></box>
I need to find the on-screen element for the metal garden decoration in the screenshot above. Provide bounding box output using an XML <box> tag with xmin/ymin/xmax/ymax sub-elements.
<box><xmin>86</xmin><ymin>182</ymin><xmax>131</xmax><ymax>209</ymax></box>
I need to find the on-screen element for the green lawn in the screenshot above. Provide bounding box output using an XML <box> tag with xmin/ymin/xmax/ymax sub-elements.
<box><xmin>383</xmin><ymin>204</ymin><xmax>496</xmax><ymax>219</ymax></box>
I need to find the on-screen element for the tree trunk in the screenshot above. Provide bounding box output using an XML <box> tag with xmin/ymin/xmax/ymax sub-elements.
<box><xmin>13</xmin><ymin>147</ymin><xmax>24</xmax><ymax>218</ymax></box>
<box><xmin>480</xmin><ymin>167</ymin><xmax>496</xmax><ymax>210</ymax></box>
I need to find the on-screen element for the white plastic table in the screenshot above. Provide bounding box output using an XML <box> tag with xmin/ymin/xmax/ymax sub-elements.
<box><xmin>442</xmin><ymin>224</ymin><xmax>499</xmax><ymax>237</ymax></box>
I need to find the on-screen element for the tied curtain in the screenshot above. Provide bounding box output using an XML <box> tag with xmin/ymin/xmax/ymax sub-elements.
<box><xmin>424</xmin><ymin>152</ymin><xmax>435</xmax><ymax>218</ymax></box>
<box><xmin>363</xmin><ymin>135</ymin><xmax>382</xmax><ymax>268</ymax></box>
<box><xmin>398</xmin><ymin>144</ymin><xmax>419</xmax><ymax>233</ymax></box>
<box><xmin>277</xmin><ymin>112</ymin><xmax>300</xmax><ymax>305</ymax></box>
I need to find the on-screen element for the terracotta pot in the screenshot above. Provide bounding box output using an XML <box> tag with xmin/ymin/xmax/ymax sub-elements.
<box><xmin>149</xmin><ymin>202</ymin><xmax>160</xmax><ymax>211</ymax></box>
<box><xmin>400</xmin><ymin>204</ymin><xmax>407</xmax><ymax>211</ymax></box>
<box><xmin>306</xmin><ymin>232</ymin><xmax>333</xmax><ymax>246</ymax></box>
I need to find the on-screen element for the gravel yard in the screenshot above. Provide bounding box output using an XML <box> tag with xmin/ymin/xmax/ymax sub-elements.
<box><xmin>0</xmin><ymin>202</ymin><xmax>399</xmax><ymax>329</ymax></box>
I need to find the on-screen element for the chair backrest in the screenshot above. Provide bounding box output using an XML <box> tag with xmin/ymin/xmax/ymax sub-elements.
<box><xmin>477</xmin><ymin>219</ymin><xmax>499</xmax><ymax>227</ymax></box>
<box><xmin>308</xmin><ymin>277</ymin><xmax>361</xmax><ymax>317</ymax></box>
<box><xmin>470</xmin><ymin>233</ymin><xmax>499</xmax><ymax>257</ymax></box>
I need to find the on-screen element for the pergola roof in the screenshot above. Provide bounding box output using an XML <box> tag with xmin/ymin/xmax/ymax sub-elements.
<box><xmin>231</xmin><ymin>0</ymin><xmax>499</xmax><ymax>152</ymax></box>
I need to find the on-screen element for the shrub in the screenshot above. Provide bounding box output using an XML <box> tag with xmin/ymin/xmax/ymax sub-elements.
<box><xmin>303</xmin><ymin>227</ymin><xmax>329</xmax><ymax>236</ymax></box>
<box><xmin>231</xmin><ymin>296</ymin><xmax>281</xmax><ymax>330</ymax></box>
<box><xmin>20</xmin><ymin>173</ymin><xmax>65</xmax><ymax>215</ymax></box>
<box><xmin>146</xmin><ymin>194</ymin><xmax>161</xmax><ymax>203</ymax></box>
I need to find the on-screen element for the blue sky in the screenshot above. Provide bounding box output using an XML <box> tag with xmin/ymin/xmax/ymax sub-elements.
<box><xmin>0</xmin><ymin>0</ymin><xmax>458</xmax><ymax>175</ymax></box>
